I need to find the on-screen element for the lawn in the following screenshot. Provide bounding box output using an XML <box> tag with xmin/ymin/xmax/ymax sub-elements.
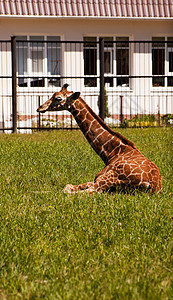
<box><xmin>0</xmin><ymin>128</ymin><xmax>172</xmax><ymax>299</ymax></box>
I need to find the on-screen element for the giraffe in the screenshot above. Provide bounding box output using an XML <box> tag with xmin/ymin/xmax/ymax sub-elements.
<box><xmin>37</xmin><ymin>84</ymin><xmax>162</xmax><ymax>194</ymax></box>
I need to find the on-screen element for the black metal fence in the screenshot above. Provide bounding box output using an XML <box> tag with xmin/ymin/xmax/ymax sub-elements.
<box><xmin>0</xmin><ymin>37</ymin><xmax>172</xmax><ymax>133</ymax></box>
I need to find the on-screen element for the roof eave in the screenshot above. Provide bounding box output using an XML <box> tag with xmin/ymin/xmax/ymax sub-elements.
<box><xmin>0</xmin><ymin>15</ymin><xmax>172</xmax><ymax>20</ymax></box>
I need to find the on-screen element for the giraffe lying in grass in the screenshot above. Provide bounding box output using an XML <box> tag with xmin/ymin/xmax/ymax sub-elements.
<box><xmin>37</xmin><ymin>84</ymin><xmax>162</xmax><ymax>194</ymax></box>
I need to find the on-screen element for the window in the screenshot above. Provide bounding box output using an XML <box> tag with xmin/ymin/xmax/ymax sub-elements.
<box><xmin>47</xmin><ymin>36</ymin><xmax>61</xmax><ymax>87</ymax></box>
<box><xmin>116</xmin><ymin>37</ymin><xmax>129</xmax><ymax>87</ymax></box>
<box><xmin>168</xmin><ymin>37</ymin><xmax>173</xmax><ymax>86</ymax></box>
<box><xmin>16</xmin><ymin>36</ymin><xmax>27</xmax><ymax>87</ymax></box>
<box><xmin>83</xmin><ymin>36</ymin><xmax>129</xmax><ymax>88</ymax></box>
<box><xmin>84</xmin><ymin>37</ymin><xmax>97</xmax><ymax>87</ymax></box>
<box><xmin>104</xmin><ymin>37</ymin><xmax>114</xmax><ymax>87</ymax></box>
<box><xmin>152</xmin><ymin>37</ymin><xmax>173</xmax><ymax>87</ymax></box>
<box><xmin>16</xmin><ymin>36</ymin><xmax>61</xmax><ymax>88</ymax></box>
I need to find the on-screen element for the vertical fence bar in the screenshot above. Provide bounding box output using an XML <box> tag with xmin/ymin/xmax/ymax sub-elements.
<box><xmin>38</xmin><ymin>96</ymin><xmax>41</xmax><ymax>130</ymax></box>
<box><xmin>120</xmin><ymin>95</ymin><xmax>123</xmax><ymax>126</ymax></box>
<box><xmin>2</xmin><ymin>98</ymin><xmax>4</xmax><ymax>133</ymax></box>
<box><xmin>11</xmin><ymin>36</ymin><xmax>17</xmax><ymax>133</ymax></box>
<box><xmin>99</xmin><ymin>37</ymin><xmax>105</xmax><ymax>120</ymax></box>
<box><xmin>158</xmin><ymin>102</ymin><xmax>160</xmax><ymax>127</ymax></box>
<box><xmin>166</xmin><ymin>95</ymin><xmax>168</xmax><ymax>126</ymax></box>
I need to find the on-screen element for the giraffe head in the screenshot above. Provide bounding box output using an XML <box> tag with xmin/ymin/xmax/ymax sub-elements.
<box><xmin>37</xmin><ymin>84</ymin><xmax>80</xmax><ymax>113</ymax></box>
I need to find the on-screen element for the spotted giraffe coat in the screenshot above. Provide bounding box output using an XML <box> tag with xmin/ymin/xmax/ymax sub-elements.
<box><xmin>37</xmin><ymin>84</ymin><xmax>162</xmax><ymax>194</ymax></box>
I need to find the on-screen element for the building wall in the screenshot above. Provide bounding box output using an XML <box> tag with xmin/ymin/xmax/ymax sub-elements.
<box><xmin>0</xmin><ymin>17</ymin><xmax>172</xmax><ymax>131</ymax></box>
<box><xmin>0</xmin><ymin>18</ymin><xmax>173</xmax><ymax>40</ymax></box>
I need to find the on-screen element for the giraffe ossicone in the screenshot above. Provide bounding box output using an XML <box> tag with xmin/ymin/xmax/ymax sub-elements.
<box><xmin>37</xmin><ymin>84</ymin><xmax>162</xmax><ymax>194</ymax></box>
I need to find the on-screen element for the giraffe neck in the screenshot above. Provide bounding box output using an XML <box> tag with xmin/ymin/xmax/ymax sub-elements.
<box><xmin>70</xmin><ymin>97</ymin><xmax>136</xmax><ymax>165</ymax></box>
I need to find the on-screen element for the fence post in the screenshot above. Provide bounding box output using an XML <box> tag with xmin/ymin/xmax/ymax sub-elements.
<box><xmin>99</xmin><ymin>37</ymin><xmax>105</xmax><ymax>121</ymax></box>
<box><xmin>120</xmin><ymin>95</ymin><xmax>123</xmax><ymax>126</ymax></box>
<box><xmin>157</xmin><ymin>103</ymin><xmax>160</xmax><ymax>127</ymax></box>
<box><xmin>38</xmin><ymin>96</ymin><xmax>41</xmax><ymax>131</ymax></box>
<box><xmin>11</xmin><ymin>36</ymin><xmax>17</xmax><ymax>133</ymax></box>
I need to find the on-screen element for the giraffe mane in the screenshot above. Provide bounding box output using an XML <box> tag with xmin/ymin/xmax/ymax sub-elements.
<box><xmin>78</xmin><ymin>97</ymin><xmax>137</xmax><ymax>150</ymax></box>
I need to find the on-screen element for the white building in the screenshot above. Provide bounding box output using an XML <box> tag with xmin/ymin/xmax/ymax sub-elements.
<box><xmin>0</xmin><ymin>0</ymin><xmax>173</xmax><ymax>131</ymax></box>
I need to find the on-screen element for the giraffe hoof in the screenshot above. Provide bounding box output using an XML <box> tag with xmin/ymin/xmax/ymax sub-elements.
<box><xmin>63</xmin><ymin>184</ymin><xmax>74</xmax><ymax>194</ymax></box>
<box><xmin>146</xmin><ymin>183</ymin><xmax>151</xmax><ymax>192</ymax></box>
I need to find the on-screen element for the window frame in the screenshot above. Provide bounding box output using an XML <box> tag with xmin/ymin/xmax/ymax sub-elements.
<box><xmin>167</xmin><ymin>47</ymin><xmax>173</xmax><ymax>87</ymax></box>
<box><xmin>83</xmin><ymin>36</ymin><xmax>130</xmax><ymax>90</ymax></box>
<box><xmin>16</xmin><ymin>35</ymin><xmax>62</xmax><ymax>90</ymax></box>
<box><xmin>152</xmin><ymin>36</ymin><xmax>173</xmax><ymax>88</ymax></box>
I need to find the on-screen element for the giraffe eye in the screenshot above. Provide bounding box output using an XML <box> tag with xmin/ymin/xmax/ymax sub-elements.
<box><xmin>54</xmin><ymin>97</ymin><xmax>62</xmax><ymax>102</ymax></box>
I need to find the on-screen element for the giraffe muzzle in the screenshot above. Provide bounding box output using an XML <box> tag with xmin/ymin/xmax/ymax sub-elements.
<box><xmin>37</xmin><ymin>105</ymin><xmax>48</xmax><ymax>113</ymax></box>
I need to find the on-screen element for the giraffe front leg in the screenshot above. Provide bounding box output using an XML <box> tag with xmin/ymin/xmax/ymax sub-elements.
<box><xmin>63</xmin><ymin>182</ymin><xmax>94</xmax><ymax>194</ymax></box>
<box><xmin>63</xmin><ymin>165</ymin><xmax>113</xmax><ymax>194</ymax></box>
<box><xmin>63</xmin><ymin>169</ymin><xmax>120</xmax><ymax>194</ymax></box>
<box><xmin>86</xmin><ymin>169</ymin><xmax>118</xmax><ymax>194</ymax></box>
<box><xmin>87</xmin><ymin>169</ymin><xmax>132</xmax><ymax>194</ymax></box>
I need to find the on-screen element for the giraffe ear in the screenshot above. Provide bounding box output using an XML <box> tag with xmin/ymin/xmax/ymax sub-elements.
<box><xmin>67</xmin><ymin>92</ymin><xmax>80</xmax><ymax>102</ymax></box>
<box><xmin>62</xmin><ymin>83</ymin><xmax>69</xmax><ymax>90</ymax></box>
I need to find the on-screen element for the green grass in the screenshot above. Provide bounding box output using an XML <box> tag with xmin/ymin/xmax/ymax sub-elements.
<box><xmin>0</xmin><ymin>128</ymin><xmax>172</xmax><ymax>299</ymax></box>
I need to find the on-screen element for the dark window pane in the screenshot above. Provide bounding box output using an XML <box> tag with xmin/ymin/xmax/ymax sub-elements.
<box><xmin>152</xmin><ymin>49</ymin><xmax>165</xmax><ymax>75</ymax></box>
<box><xmin>84</xmin><ymin>37</ymin><xmax>97</xmax><ymax>48</ymax></box>
<box><xmin>104</xmin><ymin>77</ymin><xmax>113</xmax><ymax>87</ymax></box>
<box><xmin>30</xmin><ymin>78</ymin><xmax>44</xmax><ymax>87</ymax></box>
<box><xmin>84</xmin><ymin>78</ymin><xmax>97</xmax><ymax>87</ymax></box>
<box><xmin>17</xmin><ymin>78</ymin><xmax>27</xmax><ymax>87</ymax></box>
<box><xmin>84</xmin><ymin>49</ymin><xmax>97</xmax><ymax>75</ymax></box>
<box><xmin>117</xmin><ymin>77</ymin><xmax>129</xmax><ymax>87</ymax></box>
<box><xmin>103</xmin><ymin>37</ymin><xmax>113</xmax><ymax>48</ymax></box>
<box><xmin>168</xmin><ymin>77</ymin><xmax>173</xmax><ymax>86</ymax></box>
<box><xmin>116</xmin><ymin>37</ymin><xmax>129</xmax><ymax>48</ymax></box>
<box><xmin>152</xmin><ymin>77</ymin><xmax>165</xmax><ymax>87</ymax></box>
<box><xmin>104</xmin><ymin>51</ymin><xmax>111</xmax><ymax>73</ymax></box>
<box><xmin>116</xmin><ymin>49</ymin><xmax>129</xmax><ymax>75</ymax></box>
<box><xmin>48</xmin><ymin>78</ymin><xmax>61</xmax><ymax>87</ymax></box>
<box><xmin>169</xmin><ymin>52</ymin><xmax>173</xmax><ymax>72</ymax></box>
<box><xmin>167</xmin><ymin>37</ymin><xmax>173</xmax><ymax>48</ymax></box>
<box><xmin>152</xmin><ymin>37</ymin><xmax>165</xmax><ymax>48</ymax></box>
